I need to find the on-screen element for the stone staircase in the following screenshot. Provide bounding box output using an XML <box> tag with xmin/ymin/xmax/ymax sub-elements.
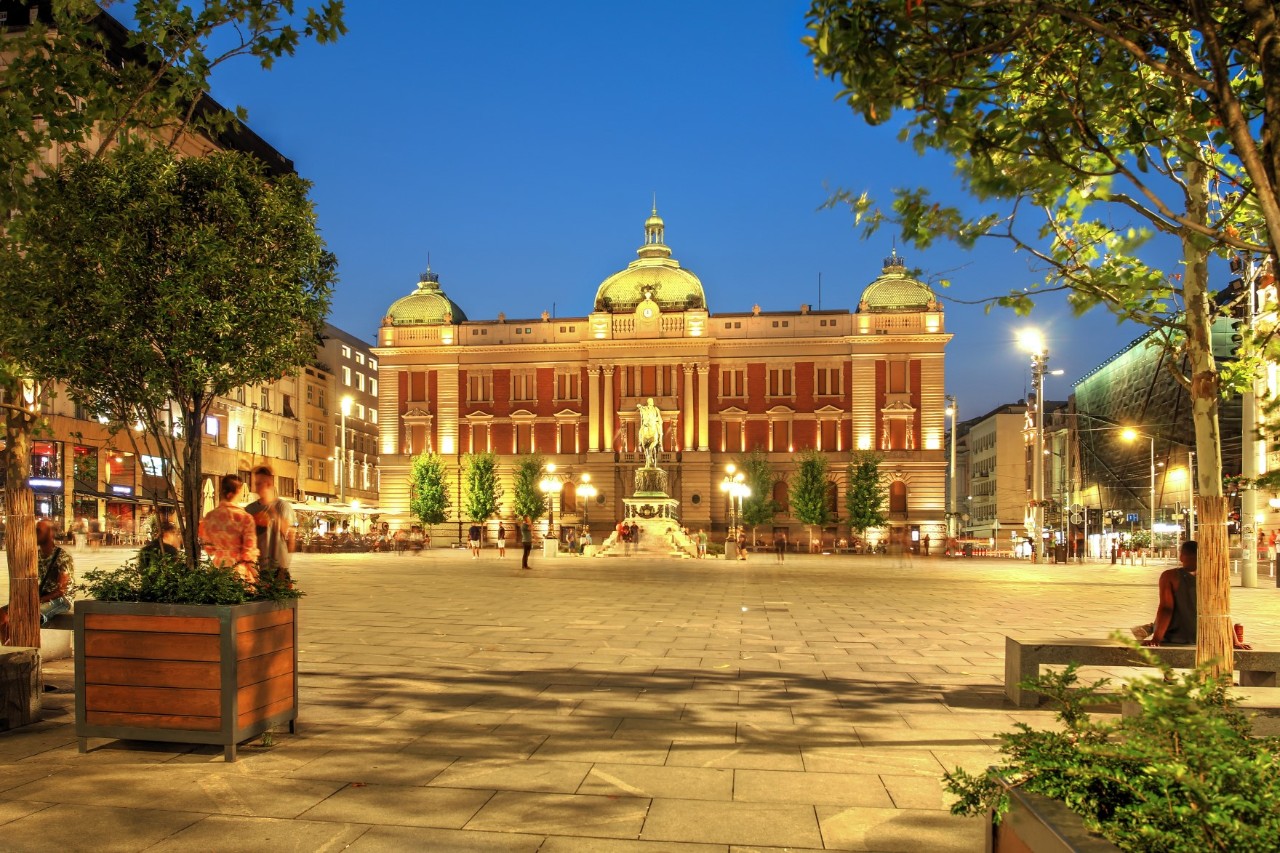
<box><xmin>596</xmin><ymin>516</ymin><xmax>696</xmax><ymax>559</ymax></box>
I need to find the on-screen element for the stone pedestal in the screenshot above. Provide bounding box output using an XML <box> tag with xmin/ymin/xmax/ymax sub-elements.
<box><xmin>1</xmin><ymin>647</ymin><xmax>41</xmax><ymax>731</ymax></box>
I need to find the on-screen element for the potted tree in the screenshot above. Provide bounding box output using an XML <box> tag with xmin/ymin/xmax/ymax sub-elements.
<box><xmin>75</xmin><ymin>556</ymin><xmax>300</xmax><ymax>761</ymax></box>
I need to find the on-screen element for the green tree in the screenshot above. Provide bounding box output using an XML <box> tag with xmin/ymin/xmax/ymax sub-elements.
<box><xmin>0</xmin><ymin>0</ymin><xmax>344</xmax><ymax>648</ymax></box>
<box><xmin>409</xmin><ymin>452</ymin><xmax>451</xmax><ymax>533</ymax></box>
<box><xmin>462</xmin><ymin>452</ymin><xmax>502</xmax><ymax>523</ymax></box>
<box><xmin>791</xmin><ymin>450</ymin><xmax>832</xmax><ymax>547</ymax></box>
<box><xmin>805</xmin><ymin>0</ymin><xmax>1257</xmax><ymax>673</ymax></box>
<box><xmin>2</xmin><ymin>147</ymin><xmax>333</xmax><ymax>566</ymax></box>
<box><xmin>512</xmin><ymin>454</ymin><xmax>547</xmax><ymax>522</ymax></box>
<box><xmin>845</xmin><ymin>452</ymin><xmax>887</xmax><ymax>540</ymax></box>
<box><xmin>737</xmin><ymin>449</ymin><xmax>781</xmax><ymax>540</ymax></box>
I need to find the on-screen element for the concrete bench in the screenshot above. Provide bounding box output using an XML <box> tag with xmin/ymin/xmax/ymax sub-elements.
<box><xmin>1121</xmin><ymin>687</ymin><xmax>1279</xmax><ymax>736</ymax></box>
<box><xmin>1005</xmin><ymin>637</ymin><xmax>1280</xmax><ymax>708</ymax></box>
<box><xmin>38</xmin><ymin>610</ymin><xmax>75</xmax><ymax>661</ymax></box>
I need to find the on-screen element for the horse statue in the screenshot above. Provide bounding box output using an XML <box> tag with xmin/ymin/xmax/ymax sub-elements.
<box><xmin>636</xmin><ymin>397</ymin><xmax>663</xmax><ymax>469</ymax></box>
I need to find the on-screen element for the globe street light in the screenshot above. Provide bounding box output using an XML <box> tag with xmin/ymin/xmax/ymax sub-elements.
<box><xmin>720</xmin><ymin>464</ymin><xmax>749</xmax><ymax>540</ymax></box>
<box><xmin>339</xmin><ymin>395</ymin><xmax>353</xmax><ymax>503</ymax></box>
<box><xmin>1122</xmin><ymin>427</ymin><xmax>1156</xmax><ymax>555</ymax></box>
<box><xmin>575</xmin><ymin>472</ymin><xmax>597</xmax><ymax>532</ymax></box>
<box><xmin>539</xmin><ymin>462</ymin><xmax>561</xmax><ymax>539</ymax></box>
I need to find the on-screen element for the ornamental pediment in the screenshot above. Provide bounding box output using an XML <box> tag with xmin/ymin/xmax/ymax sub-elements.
<box><xmin>464</xmin><ymin>411</ymin><xmax>494</xmax><ymax>421</ymax></box>
<box><xmin>719</xmin><ymin>405</ymin><xmax>748</xmax><ymax>416</ymax></box>
<box><xmin>403</xmin><ymin>407</ymin><xmax>433</xmax><ymax>419</ymax></box>
<box><xmin>814</xmin><ymin>404</ymin><xmax>844</xmax><ymax>415</ymax></box>
<box><xmin>881</xmin><ymin>401</ymin><xmax>916</xmax><ymax>413</ymax></box>
<box><xmin>553</xmin><ymin>408</ymin><xmax>581</xmax><ymax>419</ymax></box>
<box><xmin>766</xmin><ymin>405</ymin><xmax>795</xmax><ymax>415</ymax></box>
<box><xmin>509</xmin><ymin>409</ymin><xmax>536</xmax><ymax>419</ymax></box>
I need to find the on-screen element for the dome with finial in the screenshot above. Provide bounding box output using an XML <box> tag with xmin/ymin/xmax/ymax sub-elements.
<box><xmin>857</xmin><ymin>249</ymin><xmax>940</xmax><ymax>313</ymax></box>
<box><xmin>593</xmin><ymin>203</ymin><xmax>706</xmax><ymax>313</ymax></box>
<box><xmin>383</xmin><ymin>265</ymin><xmax>469</xmax><ymax>326</ymax></box>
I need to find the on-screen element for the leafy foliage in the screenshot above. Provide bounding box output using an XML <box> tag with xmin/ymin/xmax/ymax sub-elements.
<box><xmin>462</xmin><ymin>452</ymin><xmax>502</xmax><ymax>523</ymax></box>
<box><xmin>1</xmin><ymin>146</ymin><xmax>334</xmax><ymax>564</ymax></box>
<box><xmin>737</xmin><ymin>449</ymin><xmax>781</xmax><ymax>532</ymax></box>
<box><xmin>790</xmin><ymin>449</ymin><xmax>832</xmax><ymax>530</ymax></box>
<box><xmin>81</xmin><ymin>551</ymin><xmax>301</xmax><ymax>605</ymax></box>
<box><xmin>845</xmin><ymin>451</ymin><xmax>887</xmax><ymax>536</ymax></box>
<box><xmin>945</xmin><ymin>643</ymin><xmax>1280</xmax><ymax>852</ymax></box>
<box><xmin>511</xmin><ymin>454</ymin><xmax>547</xmax><ymax>522</ymax></box>
<box><xmin>408</xmin><ymin>452</ymin><xmax>451</xmax><ymax>528</ymax></box>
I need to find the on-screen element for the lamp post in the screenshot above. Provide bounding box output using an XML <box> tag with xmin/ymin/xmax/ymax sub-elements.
<box><xmin>1121</xmin><ymin>428</ymin><xmax>1155</xmax><ymax>557</ymax></box>
<box><xmin>1019</xmin><ymin>331</ymin><xmax>1049</xmax><ymax>563</ymax></box>
<box><xmin>339</xmin><ymin>395</ymin><xmax>353</xmax><ymax>503</ymax></box>
<box><xmin>576</xmin><ymin>473</ymin><xmax>597</xmax><ymax>532</ymax></box>
<box><xmin>945</xmin><ymin>394</ymin><xmax>958</xmax><ymax>539</ymax></box>
<box><xmin>720</xmin><ymin>464</ymin><xmax>748</xmax><ymax>539</ymax></box>
<box><xmin>539</xmin><ymin>462</ymin><xmax>560</xmax><ymax>539</ymax></box>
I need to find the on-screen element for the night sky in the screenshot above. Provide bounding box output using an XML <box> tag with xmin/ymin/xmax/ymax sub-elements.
<box><xmin>203</xmin><ymin>0</ymin><xmax>1163</xmax><ymax>420</ymax></box>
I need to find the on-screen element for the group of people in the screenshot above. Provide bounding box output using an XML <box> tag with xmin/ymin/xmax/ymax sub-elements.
<box><xmin>196</xmin><ymin>466</ymin><xmax>295</xmax><ymax>584</ymax></box>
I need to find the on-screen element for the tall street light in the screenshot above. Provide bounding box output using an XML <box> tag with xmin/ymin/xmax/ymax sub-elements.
<box><xmin>1122</xmin><ymin>427</ymin><xmax>1155</xmax><ymax>556</ymax></box>
<box><xmin>1018</xmin><ymin>331</ymin><xmax>1049</xmax><ymax>563</ymax></box>
<box><xmin>339</xmin><ymin>395</ymin><xmax>353</xmax><ymax>503</ymax></box>
<box><xmin>539</xmin><ymin>462</ymin><xmax>561</xmax><ymax>539</ymax></box>
<box><xmin>720</xmin><ymin>463</ymin><xmax>748</xmax><ymax>539</ymax></box>
<box><xmin>945</xmin><ymin>394</ymin><xmax>958</xmax><ymax>540</ymax></box>
<box><xmin>576</xmin><ymin>473</ymin><xmax>597</xmax><ymax>532</ymax></box>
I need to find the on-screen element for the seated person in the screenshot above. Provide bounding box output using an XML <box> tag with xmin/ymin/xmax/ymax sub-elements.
<box><xmin>1</xmin><ymin>519</ymin><xmax>74</xmax><ymax>645</ymax></box>
<box><xmin>1132</xmin><ymin>541</ymin><xmax>1196</xmax><ymax>645</ymax></box>
<box><xmin>138</xmin><ymin>521</ymin><xmax>182</xmax><ymax>569</ymax></box>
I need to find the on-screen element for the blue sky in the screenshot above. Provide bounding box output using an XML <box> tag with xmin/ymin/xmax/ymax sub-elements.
<box><xmin>204</xmin><ymin>0</ymin><xmax>1151</xmax><ymax>418</ymax></box>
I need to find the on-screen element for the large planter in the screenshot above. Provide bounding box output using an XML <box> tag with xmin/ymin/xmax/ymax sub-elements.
<box><xmin>989</xmin><ymin>775</ymin><xmax>1121</xmax><ymax>853</ymax></box>
<box><xmin>74</xmin><ymin>599</ymin><xmax>297</xmax><ymax>761</ymax></box>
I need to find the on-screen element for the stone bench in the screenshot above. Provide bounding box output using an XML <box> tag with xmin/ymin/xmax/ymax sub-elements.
<box><xmin>39</xmin><ymin>609</ymin><xmax>76</xmax><ymax>661</ymax></box>
<box><xmin>1005</xmin><ymin>636</ymin><xmax>1280</xmax><ymax>708</ymax></box>
<box><xmin>1122</xmin><ymin>687</ymin><xmax>1279</xmax><ymax>736</ymax></box>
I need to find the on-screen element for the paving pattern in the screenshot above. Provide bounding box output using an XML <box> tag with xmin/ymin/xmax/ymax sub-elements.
<box><xmin>1</xmin><ymin>548</ymin><xmax>1276</xmax><ymax>852</ymax></box>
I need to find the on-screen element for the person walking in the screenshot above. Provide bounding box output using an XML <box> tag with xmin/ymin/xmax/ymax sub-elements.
<box><xmin>697</xmin><ymin>528</ymin><xmax>708</xmax><ymax>559</ymax></box>
<box><xmin>497</xmin><ymin>522</ymin><xmax>507</xmax><ymax>558</ymax></box>
<box><xmin>245</xmin><ymin>465</ymin><xmax>297</xmax><ymax>585</ymax></box>
<box><xmin>520</xmin><ymin>516</ymin><xmax>533</xmax><ymax>569</ymax></box>
<box><xmin>468</xmin><ymin>523</ymin><xmax>482</xmax><ymax>559</ymax></box>
<box><xmin>775</xmin><ymin>531</ymin><xmax>787</xmax><ymax>563</ymax></box>
<box><xmin>737</xmin><ymin>531</ymin><xmax>748</xmax><ymax>562</ymax></box>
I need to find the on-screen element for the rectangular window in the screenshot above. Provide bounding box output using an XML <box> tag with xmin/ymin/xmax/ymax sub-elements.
<box><xmin>342</xmin><ymin>366</ymin><xmax>352</xmax><ymax>386</ymax></box>
<box><xmin>512</xmin><ymin>371</ymin><xmax>536</xmax><ymax>402</ymax></box>
<box><xmin>725</xmin><ymin>422</ymin><xmax>742</xmax><ymax>453</ymax></box>
<box><xmin>341</xmin><ymin>345</ymin><xmax>351</xmax><ymax>359</ymax></box>
<box><xmin>720</xmin><ymin>368</ymin><xmax>745</xmax><ymax>398</ymax></box>
<box><xmin>371</xmin><ymin>410</ymin><xmax>379</xmax><ymax>425</ymax></box>
<box><xmin>306</xmin><ymin>422</ymin><xmax>314</xmax><ymax>442</ymax></box>
<box><xmin>471</xmin><ymin>424</ymin><xmax>489</xmax><ymax>453</ymax></box>
<box><xmin>260</xmin><ymin>388</ymin><xmax>270</xmax><ymax>411</ymax></box>
<box><xmin>558</xmin><ymin>422</ymin><xmax>576</xmax><ymax>453</ymax></box>
<box><xmin>317</xmin><ymin>425</ymin><xmax>325</xmax><ymax>446</ymax></box>
<box><xmin>318</xmin><ymin>388</ymin><xmax>327</xmax><ymax>410</ymax></box>
<box><xmin>773</xmin><ymin>421</ymin><xmax>790</xmax><ymax>450</ymax></box>
<box><xmin>356</xmin><ymin>403</ymin><xmax>366</xmax><ymax>420</ymax></box>
<box><xmin>768</xmin><ymin>368</ymin><xmax>793</xmax><ymax>397</ymax></box>
<box><xmin>555</xmin><ymin>371</ymin><xmax>580</xmax><ymax>401</ymax></box>
<box><xmin>306</xmin><ymin>384</ymin><xmax>314</xmax><ymax>404</ymax></box>
<box><xmin>816</xmin><ymin>366</ymin><xmax>842</xmax><ymax>396</ymax></box>
<box><xmin>356</xmin><ymin>373</ymin><xmax>366</xmax><ymax>392</ymax></box>
<box><xmin>259</xmin><ymin>432</ymin><xmax>268</xmax><ymax>457</ymax></box>
<box><xmin>355</xmin><ymin>352</ymin><xmax>365</xmax><ymax>365</ymax></box>
<box><xmin>514</xmin><ymin>423</ymin><xmax>532</xmax><ymax>454</ymax></box>
<box><xmin>820</xmin><ymin>419</ymin><xmax>837</xmax><ymax>449</ymax></box>
<box><xmin>371</xmin><ymin>378</ymin><xmax>378</xmax><ymax>396</ymax></box>
<box><xmin>234</xmin><ymin>425</ymin><xmax>244</xmax><ymax>450</ymax></box>
<box><xmin>282</xmin><ymin>394</ymin><xmax>296</xmax><ymax>419</ymax></box>
<box><xmin>369</xmin><ymin>358</ymin><xmax>378</xmax><ymax>370</ymax></box>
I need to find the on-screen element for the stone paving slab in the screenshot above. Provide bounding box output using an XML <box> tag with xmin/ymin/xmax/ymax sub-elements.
<box><xmin>1</xmin><ymin>550</ymin><xmax>1277</xmax><ymax>851</ymax></box>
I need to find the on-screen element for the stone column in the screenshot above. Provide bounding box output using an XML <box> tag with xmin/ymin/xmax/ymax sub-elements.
<box><xmin>696</xmin><ymin>365</ymin><xmax>710</xmax><ymax>451</ymax></box>
<box><xmin>603</xmin><ymin>367</ymin><xmax>615</xmax><ymax>451</ymax></box>
<box><xmin>683</xmin><ymin>364</ymin><xmax>695</xmax><ymax>451</ymax></box>
<box><xmin>587</xmin><ymin>366</ymin><xmax>600</xmax><ymax>452</ymax></box>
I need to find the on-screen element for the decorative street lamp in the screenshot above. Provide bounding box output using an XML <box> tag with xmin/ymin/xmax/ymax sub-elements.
<box><xmin>575</xmin><ymin>473</ymin><xmax>597</xmax><ymax>532</ymax></box>
<box><xmin>1018</xmin><ymin>330</ymin><xmax>1064</xmax><ymax>563</ymax></box>
<box><xmin>1122</xmin><ymin>427</ymin><xmax>1156</xmax><ymax>555</ymax></box>
<box><xmin>539</xmin><ymin>462</ymin><xmax>562</xmax><ymax>538</ymax></box>
<box><xmin>339</xmin><ymin>395</ymin><xmax>353</xmax><ymax>503</ymax></box>
<box><xmin>720</xmin><ymin>463</ymin><xmax>749</xmax><ymax>539</ymax></box>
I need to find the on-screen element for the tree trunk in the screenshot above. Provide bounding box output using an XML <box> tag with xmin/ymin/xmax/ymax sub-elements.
<box><xmin>181</xmin><ymin>402</ymin><xmax>204</xmax><ymax>568</ymax></box>
<box><xmin>1181</xmin><ymin>157</ymin><xmax>1234</xmax><ymax>678</ymax></box>
<box><xmin>4</xmin><ymin>407</ymin><xmax>39</xmax><ymax>648</ymax></box>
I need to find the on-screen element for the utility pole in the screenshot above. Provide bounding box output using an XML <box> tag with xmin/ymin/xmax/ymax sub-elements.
<box><xmin>1239</xmin><ymin>252</ymin><xmax>1261</xmax><ymax>588</ymax></box>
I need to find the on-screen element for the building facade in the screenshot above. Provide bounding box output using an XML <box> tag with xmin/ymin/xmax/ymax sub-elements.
<box><xmin>318</xmin><ymin>323</ymin><xmax>380</xmax><ymax>509</ymax></box>
<box><xmin>373</xmin><ymin>209</ymin><xmax>951</xmax><ymax>546</ymax></box>
<box><xmin>957</xmin><ymin>403</ymin><xmax>1035</xmax><ymax>544</ymax></box>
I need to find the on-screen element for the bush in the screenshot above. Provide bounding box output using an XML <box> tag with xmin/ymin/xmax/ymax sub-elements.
<box><xmin>81</xmin><ymin>552</ymin><xmax>302</xmax><ymax>605</ymax></box>
<box><xmin>945</xmin><ymin>640</ymin><xmax>1280</xmax><ymax>852</ymax></box>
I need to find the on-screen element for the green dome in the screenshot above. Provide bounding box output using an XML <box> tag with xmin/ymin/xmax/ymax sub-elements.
<box><xmin>593</xmin><ymin>206</ymin><xmax>707</xmax><ymax>313</ymax></box>
<box><xmin>857</xmin><ymin>250</ymin><xmax>939</xmax><ymax>313</ymax></box>
<box><xmin>384</xmin><ymin>269</ymin><xmax>468</xmax><ymax>326</ymax></box>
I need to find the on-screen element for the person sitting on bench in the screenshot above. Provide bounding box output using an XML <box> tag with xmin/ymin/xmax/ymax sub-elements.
<box><xmin>1</xmin><ymin>519</ymin><xmax>74</xmax><ymax>645</ymax></box>
<box><xmin>1132</xmin><ymin>540</ymin><xmax>1196</xmax><ymax>646</ymax></box>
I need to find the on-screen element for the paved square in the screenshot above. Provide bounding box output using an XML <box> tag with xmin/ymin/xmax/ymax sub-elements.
<box><xmin>2</xmin><ymin>548</ymin><xmax>1276</xmax><ymax>851</ymax></box>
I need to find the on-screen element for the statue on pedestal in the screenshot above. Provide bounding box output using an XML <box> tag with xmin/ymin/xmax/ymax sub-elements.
<box><xmin>636</xmin><ymin>397</ymin><xmax>663</xmax><ymax>469</ymax></box>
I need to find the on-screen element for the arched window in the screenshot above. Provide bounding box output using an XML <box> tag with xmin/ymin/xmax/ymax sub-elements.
<box><xmin>889</xmin><ymin>481</ymin><xmax>907</xmax><ymax>513</ymax></box>
<box><xmin>772</xmin><ymin>480</ymin><xmax>789</xmax><ymax>513</ymax></box>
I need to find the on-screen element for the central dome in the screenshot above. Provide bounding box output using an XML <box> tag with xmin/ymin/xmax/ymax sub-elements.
<box><xmin>593</xmin><ymin>205</ymin><xmax>707</xmax><ymax>313</ymax></box>
<box><xmin>383</xmin><ymin>268</ymin><xmax>469</xmax><ymax>326</ymax></box>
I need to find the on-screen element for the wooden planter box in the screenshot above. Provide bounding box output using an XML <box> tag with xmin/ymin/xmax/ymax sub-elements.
<box><xmin>74</xmin><ymin>599</ymin><xmax>297</xmax><ymax>762</ymax></box>
<box><xmin>989</xmin><ymin>777</ymin><xmax>1121</xmax><ymax>853</ymax></box>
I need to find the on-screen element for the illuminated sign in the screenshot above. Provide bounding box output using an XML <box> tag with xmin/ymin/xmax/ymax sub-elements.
<box><xmin>110</xmin><ymin>485</ymin><xmax>134</xmax><ymax>496</ymax></box>
<box><xmin>28</xmin><ymin>478</ymin><xmax>63</xmax><ymax>489</ymax></box>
